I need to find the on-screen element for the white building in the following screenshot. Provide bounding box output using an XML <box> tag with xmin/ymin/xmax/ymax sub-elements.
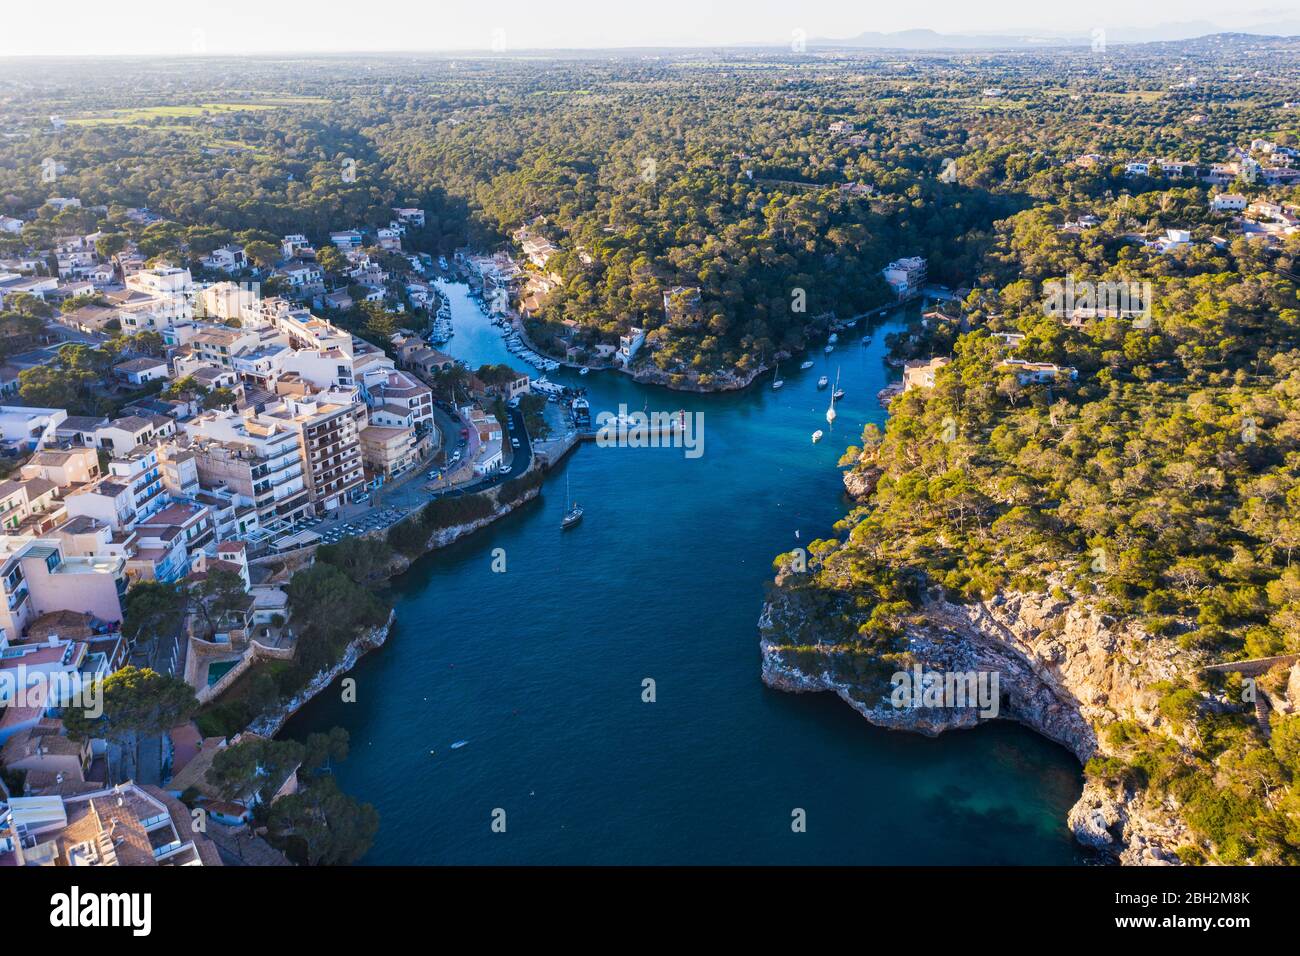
<box><xmin>123</xmin><ymin>265</ymin><xmax>194</xmax><ymax>328</ymax></box>
<box><xmin>617</xmin><ymin>327</ymin><xmax>646</xmax><ymax>367</ymax></box>
<box><xmin>882</xmin><ymin>257</ymin><xmax>928</xmax><ymax>301</ymax></box>
<box><xmin>1211</xmin><ymin>193</ymin><xmax>1248</xmax><ymax>212</ymax></box>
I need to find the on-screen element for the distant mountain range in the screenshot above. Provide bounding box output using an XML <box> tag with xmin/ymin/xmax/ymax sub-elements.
<box><xmin>803</xmin><ymin>22</ymin><xmax>1300</xmax><ymax>50</ymax></box>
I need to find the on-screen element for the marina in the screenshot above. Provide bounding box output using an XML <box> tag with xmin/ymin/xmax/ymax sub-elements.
<box><xmin>284</xmin><ymin>281</ymin><xmax>1085</xmax><ymax>866</ymax></box>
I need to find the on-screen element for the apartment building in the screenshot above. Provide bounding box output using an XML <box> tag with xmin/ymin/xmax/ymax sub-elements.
<box><xmin>358</xmin><ymin>424</ymin><xmax>420</xmax><ymax>479</ymax></box>
<box><xmin>263</xmin><ymin>397</ymin><xmax>364</xmax><ymax>512</ymax></box>
<box><xmin>133</xmin><ymin>502</ymin><xmax>212</xmax><ymax>583</ymax></box>
<box><xmin>0</xmin><ymin>720</ymin><xmax>100</xmax><ymax>796</ymax></box>
<box><xmin>0</xmin><ymin>637</ymin><xmax>114</xmax><ymax>746</ymax></box>
<box><xmin>1</xmin><ymin>782</ymin><xmax>222</xmax><ymax>866</ymax></box>
<box><xmin>123</xmin><ymin>265</ymin><xmax>193</xmax><ymax>327</ymax></box>
<box><xmin>363</xmin><ymin>369</ymin><xmax>433</xmax><ymax>426</ymax></box>
<box><xmin>158</xmin><ymin>441</ymin><xmax>200</xmax><ymax>498</ymax></box>
<box><xmin>0</xmin><ymin>537</ymin><xmax>127</xmax><ymax>646</ymax></box>
<box><xmin>0</xmin><ymin>406</ymin><xmax>66</xmax><ymax>453</ymax></box>
<box><xmin>883</xmin><ymin>257</ymin><xmax>928</xmax><ymax>301</ymax></box>
<box><xmin>192</xmin><ymin>325</ymin><xmax>266</xmax><ymax>370</ymax></box>
<box><xmin>0</xmin><ymin>477</ymin><xmax>63</xmax><ymax>535</ymax></box>
<box><xmin>272</xmin><ymin>308</ymin><xmax>352</xmax><ymax>353</ymax></box>
<box><xmin>196</xmin><ymin>280</ymin><xmax>261</xmax><ymax>322</ymax></box>
<box><xmin>19</xmin><ymin>446</ymin><xmax>99</xmax><ymax>487</ymax></box>
<box><xmin>94</xmin><ymin>413</ymin><xmax>175</xmax><ymax>455</ymax></box>
<box><xmin>184</xmin><ymin>409</ymin><xmax>311</xmax><ymax>525</ymax></box>
<box><xmin>104</xmin><ymin>445</ymin><xmax>167</xmax><ymax>527</ymax></box>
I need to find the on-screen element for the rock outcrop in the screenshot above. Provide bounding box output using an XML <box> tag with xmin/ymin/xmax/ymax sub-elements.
<box><xmin>760</xmin><ymin>584</ymin><xmax>1197</xmax><ymax>863</ymax></box>
<box><xmin>384</xmin><ymin>484</ymin><xmax>542</xmax><ymax>577</ymax></box>
<box><xmin>843</xmin><ymin>466</ymin><xmax>881</xmax><ymax>501</ymax></box>
<box><xmin>250</xmin><ymin>610</ymin><xmax>395</xmax><ymax>738</ymax></box>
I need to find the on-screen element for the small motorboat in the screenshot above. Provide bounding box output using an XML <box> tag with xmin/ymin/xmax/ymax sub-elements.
<box><xmin>451</xmin><ymin>740</ymin><xmax>468</xmax><ymax>749</ymax></box>
<box><xmin>833</xmin><ymin>387</ymin><xmax>845</xmax><ymax>400</ymax></box>
<box><xmin>800</xmin><ymin>360</ymin><xmax>815</xmax><ymax>370</ymax></box>
<box><xmin>817</xmin><ymin>375</ymin><xmax>829</xmax><ymax>389</ymax></box>
<box><xmin>824</xmin><ymin>344</ymin><xmax>835</xmax><ymax>355</ymax></box>
<box><xmin>578</xmin><ymin>366</ymin><xmax>589</xmax><ymax>376</ymax></box>
<box><xmin>812</xmin><ymin>430</ymin><xmax>823</xmax><ymax>443</ymax></box>
<box><xmin>828</xmin><ymin>333</ymin><xmax>838</xmax><ymax>344</ymax></box>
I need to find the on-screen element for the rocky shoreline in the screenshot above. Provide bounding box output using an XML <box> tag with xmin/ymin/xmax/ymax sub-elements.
<box><xmin>626</xmin><ymin>362</ymin><xmax>769</xmax><ymax>393</ymax></box>
<box><xmin>256</xmin><ymin>474</ymin><xmax>545</xmax><ymax>739</ymax></box>
<box><xmin>759</xmin><ymin>576</ymin><xmax>1195</xmax><ymax>865</ymax></box>
<box><xmin>249</xmin><ymin>610</ymin><xmax>396</xmax><ymax>738</ymax></box>
<box><xmin>383</xmin><ymin>484</ymin><xmax>543</xmax><ymax>577</ymax></box>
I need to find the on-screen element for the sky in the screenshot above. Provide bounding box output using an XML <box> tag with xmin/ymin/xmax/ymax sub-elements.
<box><xmin>0</xmin><ymin>0</ymin><xmax>1296</xmax><ymax>57</ymax></box>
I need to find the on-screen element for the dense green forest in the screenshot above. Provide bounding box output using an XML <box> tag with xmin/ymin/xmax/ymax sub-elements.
<box><xmin>6</xmin><ymin>38</ymin><xmax>1294</xmax><ymax>380</ymax></box>
<box><xmin>768</xmin><ymin>131</ymin><xmax>1300</xmax><ymax>862</ymax></box>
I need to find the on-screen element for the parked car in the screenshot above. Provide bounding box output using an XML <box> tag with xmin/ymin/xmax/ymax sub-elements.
<box><xmin>499</xmin><ymin>465</ymin><xmax>512</xmax><ymax>475</ymax></box>
<box><xmin>511</xmin><ymin>438</ymin><xmax>520</xmax><ymax>448</ymax></box>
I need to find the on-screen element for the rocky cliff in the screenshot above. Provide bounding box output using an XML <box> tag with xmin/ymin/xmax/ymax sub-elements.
<box><xmin>250</xmin><ymin>610</ymin><xmax>395</xmax><ymax>738</ymax></box>
<box><xmin>383</xmin><ymin>484</ymin><xmax>542</xmax><ymax>577</ymax></box>
<box><xmin>759</xmin><ymin>577</ymin><xmax>1197</xmax><ymax>864</ymax></box>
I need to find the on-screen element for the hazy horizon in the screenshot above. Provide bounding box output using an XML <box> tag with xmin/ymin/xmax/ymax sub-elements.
<box><xmin>1</xmin><ymin>1</ymin><xmax>1298</xmax><ymax>58</ymax></box>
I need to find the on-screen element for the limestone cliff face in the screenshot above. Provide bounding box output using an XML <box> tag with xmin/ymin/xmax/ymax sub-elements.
<box><xmin>760</xmin><ymin>585</ymin><xmax>1196</xmax><ymax>864</ymax></box>
<box><xmin>251</xmin><ymin>610</ymin><xmax>395</xmax><ymax>738</ymax></box>
<box><xmin>383</xmin><ymin>485</ymin><xmax>543</xmax><ymax>577</ymax></box>
<box><xmin>842</xmin><ymin>466</ymin><xmax>881</xmax><ymax>501</ymax></box>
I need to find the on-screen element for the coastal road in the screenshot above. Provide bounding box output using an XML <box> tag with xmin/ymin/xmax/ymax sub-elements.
<box><xmin>308</xmin><ymin>407</ymin><xmax>534</xmax><ymax>546</ymax></box>
<box><xmin>428</xmin><ymin>406</ymin><xmax>533</xmax><ymax>498</ymax></box>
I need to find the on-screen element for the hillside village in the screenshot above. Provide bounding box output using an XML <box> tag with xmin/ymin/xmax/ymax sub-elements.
<box><xmin>0</xmin><ymin>204</ymin><xmax>552</xmax><ymax>865</ymax></box>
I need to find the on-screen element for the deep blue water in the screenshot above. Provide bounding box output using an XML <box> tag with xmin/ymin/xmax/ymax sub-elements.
<box><xmin>285</xmin><ymin>282</ymin><xmax>1086</xmax><ymax>864</ymax></box>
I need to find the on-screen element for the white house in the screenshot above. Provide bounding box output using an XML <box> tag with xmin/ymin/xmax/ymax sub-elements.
<box><xmin>1211</xmin><ymin>193</ymin><xmax>1248</xmax><ymax>212</ymax></box>
<box><xmin>617</xmin><ymin>327</ymin><xmax>647</xmax><ymax>367</ymax></box>
<box><xmin>113</xmin><ymin>357</ymin><xmax>169</xmax><ymax>385</ymax></box>
<box><xmin>201</xmin><ymin>245</ymin><xmax>247</xmax><ymax>274</ymax></box>
<box><xmin>329</xmin><ymin>231</ymin><xmax>364</xmax><ymax>251</ymax></box>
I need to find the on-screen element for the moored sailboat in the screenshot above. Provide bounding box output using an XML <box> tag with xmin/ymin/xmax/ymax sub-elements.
<box><xmin>826</xmin><ymin>369</ymin><xmax>840</xmax><ymax>425</ymax></box>
<box><xmin>562</xmin><ymin>473</ymin><xmax>583</xmax><ymax>529</ymax></box>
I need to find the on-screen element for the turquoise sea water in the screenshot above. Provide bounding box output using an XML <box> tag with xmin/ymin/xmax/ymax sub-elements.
<box><xmin>285</xmin><ymin>282</ymin><xmax>1087</xmax><ymax>864</ymax></box>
